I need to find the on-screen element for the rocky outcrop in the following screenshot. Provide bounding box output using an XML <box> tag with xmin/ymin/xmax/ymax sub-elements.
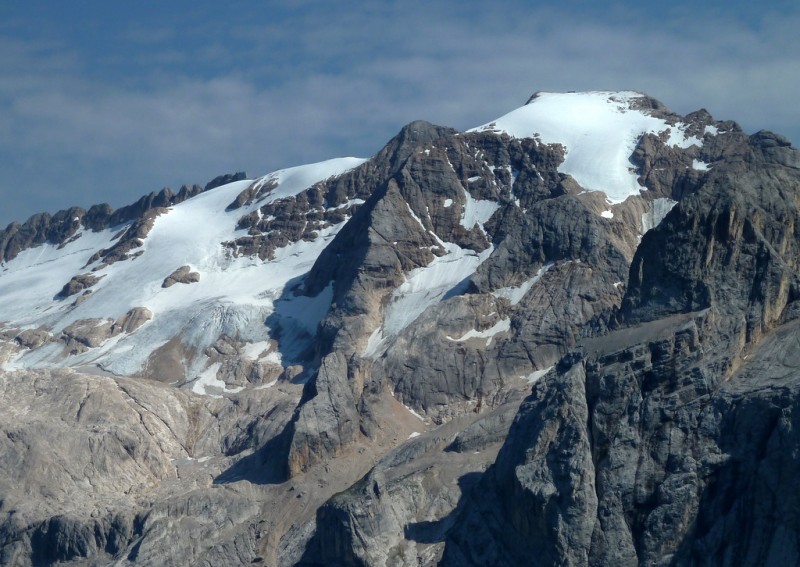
<box><xmin>162</xmin><ymin>265</ymin><xmax>201</xmax><ymax>288</ymax></box>
<box><xmin>0</xmin><ymin>208</ymin><xmax>85</xmax><ymax>264</ymax></box>
<box><xmin>85</xmin><ymin>207</ymin><xmax>166</xmax><ymax>268</ymax></box>
<box><xmin>0</xmin><ymin>367</ymin><xmax>299</xmax><ymax>566</ymax></box>
<box><xmin>226</xmin><ymin>178</ymin><xmax>277</xmax><ymax>211</ymax></box>
<box><xmin>55</xmin><ymin>273</ymin><xmax>104</xmax><ymax>299</ymax></box>
<box><xmin>434</xmin><ymin>309</ymin><xmax>800</xmax><ymax>566</ymax></box>
<box><xmin>58</xmin><ymin>308</ymin><xmax>153</xmax><ymax>354</ymax></box>
<box><xmin>206</xmin><ymin>171</ymin><xmax>247</xmax><ymax>191</ymax></box>
<box><xmin>112</xmin><ymin>306</ymin><xmax>153</xmax><ymax>334</ymax></box>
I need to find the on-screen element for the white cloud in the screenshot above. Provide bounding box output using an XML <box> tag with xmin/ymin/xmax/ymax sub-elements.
<box><xmin>0</xmin><ymin>3</ymin><xmax>798</xmax><ymax>226</ymax></box>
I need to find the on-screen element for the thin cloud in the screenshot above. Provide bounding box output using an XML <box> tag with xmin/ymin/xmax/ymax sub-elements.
<box><xmin>0</xmin><ymin>2</ymin><xmax>798</xmax><ymax>227</ymax></box>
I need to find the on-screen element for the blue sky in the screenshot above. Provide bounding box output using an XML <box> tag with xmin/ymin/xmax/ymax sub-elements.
<box><xmin>1</xmin><ymin>1</ymin><xmax>798</xmax><ymax>227</ymax></box>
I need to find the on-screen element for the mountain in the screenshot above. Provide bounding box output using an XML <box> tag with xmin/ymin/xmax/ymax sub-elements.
<box><xmin>1</xmin><ymin>91</ymin><xmax>799</xmax><ymax>566</ymax></box>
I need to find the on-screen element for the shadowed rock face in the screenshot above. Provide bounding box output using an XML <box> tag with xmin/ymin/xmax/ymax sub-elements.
<box><xmin>2</xmin><ymin>93</ymin><xmax>800</xmax><ymax>566</ymax></box>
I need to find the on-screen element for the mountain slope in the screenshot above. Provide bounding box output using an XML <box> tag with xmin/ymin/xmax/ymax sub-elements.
<box><xmin>1</xmin><ymin>91</ymin><xmax>798</xmax><ymax>566</ymax></box>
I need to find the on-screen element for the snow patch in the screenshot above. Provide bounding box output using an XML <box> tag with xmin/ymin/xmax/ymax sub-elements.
<box><xmin>443</xmin><ymin>198</ymin><xmax>453</xmax><ymax>208</ymax></box>
<box><xmin>405</xmin><ymin>404</ymin><xmax>425</xmax><ymax>421</ymax></box>
<box><xmin>601</xmin><ymin>210</ymin><xmax>614</xmax><ymax>219</ymax></box>
<box><xmin>188</xmin><ymin>363</ymin><xmax>226</xmax><ymax>397</ymax></box>
<box><xmin>363</xmin><ymin>327</ymin><xmax>386</xmax><ymax>359</ymax></box>
<box><xmin>242</xmin><ymin>340</ymin><xmax>272</xmax><ymax>361</ymax></box>
<box><xmin>665</xmin><ymin>129</ymin><xmax>701</xmax><ymax>149</ymax></box>
<box><xmin>524</xmin><ymin>366</ymin><xmax>553</xmax><ymax>384</ymax></box>
<box><xmin>383</xmin><ymin>243</ymin><xmax>494</xmax><ymax>337</ymax></box>
<box><xmin>493</xmin><ymin>263</ymin><xmax>553</xmax><ymax>306</ymax></box>
<box><xmin>460</xmin><ymin>189</ymin><xmax>500</xmax><ymax>231</ymax></box>
<box><xmin>446</xmin><ymin>318</ymin><xmax>511</xmax><ymax>346</ymax></box>
<box><xmin>326</xmin><ymin>198</ymin><xmax>365</xmax><ymax>212</ymax></box>
<box><xmin>641</xmin><ymin>198</ymin><xmax>678</xmax><ymax>234</ymax></box>
<box><xmin>692</xmin><ymin>159</ymin><xmax>710</xmax><ymax>171</ymax></box>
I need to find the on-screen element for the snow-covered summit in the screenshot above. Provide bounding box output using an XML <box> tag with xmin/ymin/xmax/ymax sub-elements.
<box><xmin>470</xmin><ymin>90</ymin><xmax>706</xmax><ymax>203</ymax></box>
<box><xmin>0</xmin><ymin>157</ymin><xmax>366</xmax><ymax>388</ymax></box>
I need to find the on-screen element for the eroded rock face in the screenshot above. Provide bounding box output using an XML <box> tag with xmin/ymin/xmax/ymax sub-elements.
<box><xmin>436</xmin><ymin>313</ymin><xmax>800</xmax><ymax>567</ymax></box>
<box><xmin>0</xmin><ymin>367</ymin><xmax>298</xmax><ymax>567</ymax></box>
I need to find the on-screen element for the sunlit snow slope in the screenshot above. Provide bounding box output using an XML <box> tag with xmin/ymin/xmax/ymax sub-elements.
<box><xmin>0</xmin><ymin>158</ymin><xmax>366</xmax><ymax>383</ymax></box>
<box><xmin>471</xmin><ymin>91</ymin><xmax>701</xmax><ymax>203</ymax></box>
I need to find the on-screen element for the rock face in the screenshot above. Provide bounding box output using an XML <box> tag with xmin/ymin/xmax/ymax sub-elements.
<box><xmin>437</xmin><ymin>317</ymin><xmax>800</xmax><ymax>567</ymax></box>
<box><xmin>1</xmin><ymin>91</ymin><xmax>799</xmax><ymax>566</ymax></box>
<box><xmin>309</xmin><ymin>119</ymin><xmax>800</xmax><ymax>566</ymax></box>
<box><xmin>0</xmin><ymin>367</ymin><xmax>299</xmax><ymax>566</ymax></box>
<box><xmin>55</xmin><ymin>273</ymin><xmax>104</xmax><ymax>299</ymax></box>
<box><xmin>162</xmin><ymin>265</ymin><xmax>201</xmax><ymax>288</ymax></box>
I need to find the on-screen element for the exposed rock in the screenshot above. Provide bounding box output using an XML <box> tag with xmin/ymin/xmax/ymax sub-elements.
<box><xmin>112</xmin><ymin>307</ymin><xmax>153</xmax><ymax>334</ymax></box>
<box><xmin>55</xmin><ymin>308</ymin><xmax>153</xmax><ymax>355</ymax></box>
<box><xmin>60</xmin><ymin>318</ymin><xmax>115</xmax><ymax>352</ymax></box>
<box><xmin>0</xmin><ymin>208</ymin><xmax>84</xmax><ymax>264</ymax></box>
<box><xmin>227</xmin><ymin>178</ymin><xmax>277</xmax><ymax>211</ymax></box>
<box><xmin>13</xmin><ymin>327</ymin><xmax>51</xmax><ymax>349</ymax></box>
<box><xmin>0</xmin><ymin>183</ymin><xmax>206</xmax><ymax>264</ymax></box>
<box><xmin>0</xmin><ymin>367</ymin><xmax>299</xmax><ymax>566</ymax></box>
<box><xmin>206</xmin><ymin>171</ymin><xmax>247</xmax><ymax>191</ymax></box>
<box><xmin>55</xmin><ymin>273</ymin><xmax>104</xmax><ymax>299</ymax></box>
<box><xmin>86</xmin><ymin>207</ymin><xmax>166</xmax><ymax>268</ymax></box>
<box><xmin>162</xmin><ymin>265</ymin><xmax>201</xmax><ymax>288</ymax></box>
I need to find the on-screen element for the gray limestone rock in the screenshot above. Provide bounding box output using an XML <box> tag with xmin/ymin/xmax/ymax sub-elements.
<box><xmin>0</xmin><ymin>367</ymin><xmax>299</xmax><ymax>566</ymax></box>
<box><xmin>112</xmin><ymin>307</ymin><xmax>153</xmax><ymax>334</ymax></box>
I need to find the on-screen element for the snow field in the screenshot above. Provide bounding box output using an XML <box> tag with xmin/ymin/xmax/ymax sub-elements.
<box><xmin>470</xmin><ymin>91</ymin><xmax>712</xmax><ymax>204</ymax></box>
<box><xmin>1</xmin><ymin>157</ymin><xmax>366</xmax><ymax>380</ymax></box>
